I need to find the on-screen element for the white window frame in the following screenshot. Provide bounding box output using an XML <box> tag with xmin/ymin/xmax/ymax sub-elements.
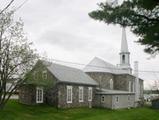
<box><xmin>101</xmin><ymin>95</ymin><xmax>105</xmax><ymax>103</ymax></box>
<box><xmin>36</xmin><ymin>87</ymin><xmax>43</xmax><ymax>103</ymax></box>
<box><xmin>42</xmin><ymin>70</ymin><xmax>47</xmax><ymax>80</ymax></box>
<box><xmin>79</xmin><ymin>86</ymin><xmax>84</xmax><ymax>102</ymax></box>
<box><xmin>88</xmin><ymin>87</ymin><xmax>92</xmax><ymax>101</ymax></box>
<box><xmin>129</xmin><ymin>81</ymin><xmax>131</xmax><ymax>92</ymax></box>
<box><xmin>132</xmin><ymin>82</ymin><xmax>134</xmax><ymax>92</ymax></box>
<box><xmin>6</xmin><ymin>83</ymin><xmax>12</xmax><ymax>92</ymax></box>
<box><xmin>110</xmin><ymin>79</ymin><xmax>113</xmax><ymax>90</ymax></box>
<box><xmin>67</xmin><ymin>86</ymin><xmax>72</xmax><ymax>103</ymax></box>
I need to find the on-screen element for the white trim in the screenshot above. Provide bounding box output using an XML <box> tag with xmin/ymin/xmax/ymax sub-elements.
<box><xmin>129</xmin><ymin>81</ymin><xmax>131</xmax><ymax>92</ymax></box>
<box><xmin>66</xmin><ymin>86</ymin><xmax>72</xmax><ymax>103</ymax></box>
<box><xmin>88</xmin><ymin>87</ymin><xmax>92</xmax><ymax>101</ymax></box>
<box><xmin>79</xmin><ymin>86</ymin><xmax>84</xmax><ymax>102</ymax></box>
<box><xmin>132</xmin><ymin>82</ymin><xmax>134</xmax><ymax>92</ymax></box>
<box><xmin>36</xmin><ymin>87</ymin><xmax>43</xmax><ymax>103</ymax></box>
<box><xmin>110</xmin><ymin>79</ymin><xmax>113</xmax><ymax>90</ymax></box>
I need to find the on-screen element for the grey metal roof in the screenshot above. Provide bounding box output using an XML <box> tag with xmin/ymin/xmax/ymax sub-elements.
<box><xmin>83</xmin><ymin>57</ymin><xmax>129</xmax><ymax>74</ymax></box>
<box><xmin>43</xmin><ymin>61</ymin><xmax>98</xmax><ymax>86</ymax></box>
<box><xmin>96</xmin><ymin>88</ymin><xmax>135</xmax><ymax>95</ymax></box>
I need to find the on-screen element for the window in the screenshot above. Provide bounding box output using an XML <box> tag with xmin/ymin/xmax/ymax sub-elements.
<box><xmin>129</xmin><ymin>81</ymin><xmax>133</xmax><ymax>92</ymax></box>
<box><xmin>79</xmin><ymin>86</ymin><xmax>84</xmax><ymax>102</ymax></box>
<box><xmin>128</xmin><ymin>95</ymin><xmax>130</xmax><ymax>100</ymax></box>
<box><xmin>36</xmin><ymin>87</ymin><xmax>43</xmax><ymax>103</ymax></box>
<box><xmin>34</xmin><ymin>71</ymin><xmax>38</xmax><ymax>80</ymax></box>
<box><xmin>88</xmin><ymin>87</ymin><xmax>92</xmax><ymax>101</ymax></box>
<box><xmin>6</xmin><ymin>83</ymin><xmax>12</xmax><ymax>92</ymax></box>
<box><xmin>67</xmin><ymin>86</ymin><xmax>72</xmax><ymax>103</ymax></box>
<box><xmin>110</xmin><ymin>79</ymin><xmax>113</xmax><ymax>90</ymax></box>
<box><xmin>42</xmin><ymin>70</ymin><xmax>47</xmax><ymax>80</ymax></box>
<box><xmin>131</xmin><ymin>82</ymin><xmax>134</xmax><ymax>92</ymax></box>
<box><xmin>101</xmin><ymin>96</ymin><xmax>105</xmax><ymax>102</ymax></box>
<box><xmin>122</xmin><ymin>55</ymin><xmax>125</xmax><ymax>64</ymax></box>
<box><xmin>129</xmin><ymin>81</ymin><xmax>131</xmax><ymax>92</ymax></box>
<box><xmin>116</xmin><ymin>96</ymin><xmax>119</xmax><ymax>103</ymax></box>
<box><xmin>129</xmin><ymin>81</ymin><xmax>134</xmax><ymax>92</ymax></box>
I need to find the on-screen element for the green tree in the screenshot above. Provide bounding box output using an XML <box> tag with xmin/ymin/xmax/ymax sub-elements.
<box><xmin>89</xmin><ymin>0</ymin><xmax>159</xmax><ymax>55</ymax></box>
<box><xmin>0</xmin><ymin>9</ymin><xmax>37</xmax><ymax>110</ymax></box>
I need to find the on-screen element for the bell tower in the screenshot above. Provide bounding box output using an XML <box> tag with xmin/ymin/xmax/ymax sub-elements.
<box><xmin>119</xmin><ymin>27</ymin><xmax>132</xmax><ymax>74</ymax></box>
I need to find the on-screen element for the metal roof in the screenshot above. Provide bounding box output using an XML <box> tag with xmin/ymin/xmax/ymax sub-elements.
<box><xmin>43</xmin><ymin>61</ymin><xmax>98</xmax><ymax>86</ymax></box>
<box><xmin>83</xmin><ymin>57</ymin><xmax>129</xmax><ymax>74</ymax></box>
<box><xmin>96</xmin><ymin>88</ymin><xmax>135</xmax><ymax>95</ymax></box>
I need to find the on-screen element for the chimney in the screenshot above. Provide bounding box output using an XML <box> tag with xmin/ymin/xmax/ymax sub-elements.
<box><xmin>134</xmin><ymin>61</ymin><xmax>139</xmax><ymax>77</ymax></box>
<box><xmin>134</xmin><ymin>61</ymin><xmax>139</xmax><ymax>102</ymax></box>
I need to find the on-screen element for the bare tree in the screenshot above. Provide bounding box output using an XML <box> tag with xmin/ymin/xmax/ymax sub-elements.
<box><xmin>0</xmin><ymin>9</ymin><xmax>37</xmax><ymax>109</ymax></box>
<box><xmin>0</xmin><ymin>0</ymin><xmax>14</xmax><ymax>14</ymax></box>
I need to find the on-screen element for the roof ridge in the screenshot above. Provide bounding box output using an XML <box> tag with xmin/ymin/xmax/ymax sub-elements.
<box><xmin>42</xmin><ymin>60</ymin><xmax>83</xmax><ymax>71</ymax></box>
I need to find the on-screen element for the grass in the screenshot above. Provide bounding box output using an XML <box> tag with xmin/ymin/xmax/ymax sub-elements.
<box><xmin>0</xmin><ymin>100</ymin><xmax>159</xmax><ymax>120</ymax></box>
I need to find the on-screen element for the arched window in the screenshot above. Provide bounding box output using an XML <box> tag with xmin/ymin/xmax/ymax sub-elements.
<box><xmin>131</xmin><ymin>82</ymin><xmax>134</xmax><ymax>92</ymax></box>
<box><xmin>110</xmin><ymin>79</ymin><xmax>113</xmax><ymax>90</ymax></box>
<box><xmin>122</xmin><ymin>55</ymin><xmax>125</xmax><ymax>64</ymax></box>
<box><xmin>129</xmin><ymin>81</ymin><xmax>132</xmax><ymax>92</ymax></box>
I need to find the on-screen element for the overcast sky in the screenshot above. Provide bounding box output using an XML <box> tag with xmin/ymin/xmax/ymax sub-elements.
<box><xmin>1</xmin><ymin>0</ymin><xmax>159</xmax><ymax>89</ymax></box>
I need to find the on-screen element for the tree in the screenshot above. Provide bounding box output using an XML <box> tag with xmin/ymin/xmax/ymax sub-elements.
<box><xmin>0</xmin><ymin>9</ymin><xmax>37</xmax><ymax>109</ymax></box>
<box><xmin>0</xmin><ymin>0</ymin><xmax>14</xmax><ymax>15</ymax></box>
<box><xmin>89</xmin><ymin>0</ymin><xmax>159</xmax><ymax>55</ymax></box>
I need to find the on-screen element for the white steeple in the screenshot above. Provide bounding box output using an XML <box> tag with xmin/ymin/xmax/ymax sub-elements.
<box><xmin>119</xmin><ymin>27</ymin><xmax>132</xmax><ymax>74</ymax></box>
<box><xmin>121</xmin><ymin>27</ymin><xmax>129</xmax><ymax>52</ymax></box>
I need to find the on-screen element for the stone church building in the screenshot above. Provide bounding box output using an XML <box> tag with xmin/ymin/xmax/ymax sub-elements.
<box><xmin>19</xmin><ymin>28</ymin><xmax>144</xmax><ymax>109</ymax></box>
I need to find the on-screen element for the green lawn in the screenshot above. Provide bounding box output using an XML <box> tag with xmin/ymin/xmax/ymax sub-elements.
<box><xmin>0</xmin><ymin>100</ymin><xmax>159</xmax><ymax>120</ymax></box>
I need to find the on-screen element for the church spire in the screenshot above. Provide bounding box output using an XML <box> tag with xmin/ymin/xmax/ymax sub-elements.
<box><xmin>121</xmin><ymin>27</ymin><xmax>129</xmax><ymax>53</ymax></box>
<box><xmin>119</xmin><ymin>27</ymin><xmax>132</xmax><ymax>74</ymax></box>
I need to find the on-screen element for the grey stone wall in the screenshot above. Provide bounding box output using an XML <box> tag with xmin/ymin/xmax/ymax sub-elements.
<box><xmin>19</xmin><ymin>85</ymin><xmax>36</xmax><ymax>105</ymax></box>
<box><xmin>114</xmin><ymin>74</ymin><xmax>134</xmax><ymax>91</ymax></box>
<box><xmin>86</xmin><ymin>72</ymin><xmax>135</xmax><ymax>92</ymax></box>
<box><xmin>19</xmin><ymin>84</ymin><xmax>58</xmax><ymax>106</ymax></box>
<box><xmin>44</xmin><ymin>72</ymin><xmax>59</xmax><ymax>106</ymax></box>
<box><xmin>93</xmin><ymin>94</ymin><xmax>112</xmax><ymax>109</ymax></box>
<box><xmin>19</xmin><ymin>83</ymin><xmax>96</xmax><ymax>108</ymax></box>
<box><xmin>57</xmin><ymin>83</ymin><xmax>95</xmax><ymax>108</ymax></box>
<box><xmin>86</xmin><ymin>72</ymin><xmax>114</xmax><ymax>90</ymax></box>
<box><xmin>45</xmin><ymin>84</ymin><xmax>58</xmax><ymax>107</ymax></box>
<box><xmin>19</xmin><ymin>64</ymin><xmax>59</xmax><ymax>105</ymax></box>
<box><xmin>19</xmin><ymin>84</ymin><xmax>48</xmax><ymax>105</ymax></box>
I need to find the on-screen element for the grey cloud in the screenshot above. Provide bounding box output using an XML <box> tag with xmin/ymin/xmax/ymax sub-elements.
<box><xmin>39</xmin><ymin>30</ymin><xmax>94</xmax><ymax>51</ymax></box>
